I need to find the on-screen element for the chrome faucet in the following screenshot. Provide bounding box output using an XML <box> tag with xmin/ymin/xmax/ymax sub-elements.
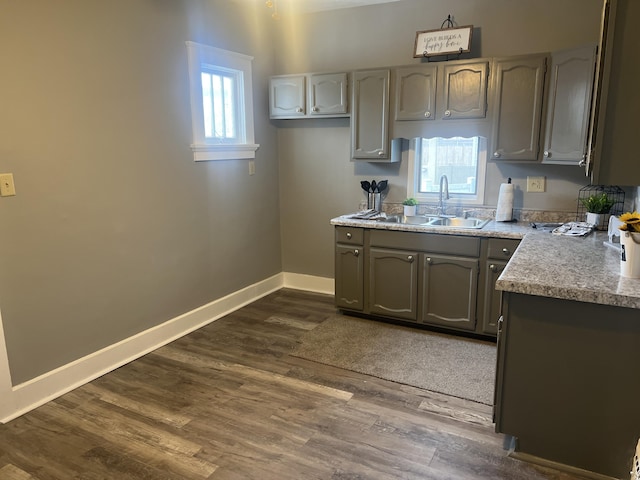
<box><xmin>438</xmin><ymin>174</ymin><xmax>450</xmax><ymax>216</ymax></box>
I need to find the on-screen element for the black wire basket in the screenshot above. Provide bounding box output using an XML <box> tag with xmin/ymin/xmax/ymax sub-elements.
<box><xmin>576</xmin><ymin>185</ymin><xmax>625</xmax><ymax>230</ymax></box>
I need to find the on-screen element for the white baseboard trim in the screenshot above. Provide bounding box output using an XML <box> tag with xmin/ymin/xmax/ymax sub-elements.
<box><xmin>0</xmin><ymin>273</ymin><xmax>285</xmax><ymax>424</ymax></box>
<box><xmin>0</xmin><ymin>272</ymin><xmax>335</xmax><ymax>424</ymax></box>
<box><xmin>282</xmin><ymin>272</ymin><xmax>334</xmax><ymax>295</ymax></box>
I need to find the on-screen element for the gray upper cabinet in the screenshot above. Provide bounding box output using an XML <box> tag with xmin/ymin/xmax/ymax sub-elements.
<box><xmin>491</xmin><ymin>54</ymin><xmax>548</xmax><ymax>161</ymax></box>
<box><xmin>308</xmin><ymin>73</ymin><xmax>348</xmax><ymax>116</ymax></box>
<box><xmin>542</xmin><ymin>45</ymin><xmax>597</xmax><ymax>165</ymax></box>
<box><xmin>394</xmin><ymin>60</ymin><xmax>488</xmax><ymax>121</ymax></box>
<box><xmin>395</xmin><ymin>65</ymin><xmax>437</xmax><ymax>120</ymax></box>
<box><xmin>270</xmin><ymin>73</ymin><xmax>348</xmax><ymax>119</ymax></box>
<box><xmin>591</xmin><ymin>0</ymin><xmax>640</xmax><ymax>185</ymax></box>
<box><xmin>441</xmin><ymin>60</ymin><xmax>489</xmax><ymax>119</ymax></box>
<box><xmin>351</xmin><ymin>69</ymin><xmax>391</xmax><ymax>160</ymax></box>
<box><xmin>269</xmin><ymin>75</ymin><xmax>306</xmax><ymax>118</ymax></box>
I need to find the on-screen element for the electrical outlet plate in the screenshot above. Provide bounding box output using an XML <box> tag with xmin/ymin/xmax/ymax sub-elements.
<box><xmin>0</xmin><ymin>173</ymin><xmax>16</xmax><ymax>197</ymax></box>
<box><xmin>527</xmin><ymin>176</ymin><xmax>545</xmax><ymax>193</ymax></box>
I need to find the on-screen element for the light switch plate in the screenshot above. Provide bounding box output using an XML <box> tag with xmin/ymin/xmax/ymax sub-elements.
<box><xmin>0</xmin><ymin>173</ymin><xmax>16</xmax><ymax>197</ymax></box>
<box><xmin>527</xmin><ymin>176</ymin><xmax>545</xmax><ymax>193</ymax></box>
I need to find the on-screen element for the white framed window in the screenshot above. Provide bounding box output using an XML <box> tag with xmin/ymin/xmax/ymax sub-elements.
<box><xmin>407</xmin><ymin>136</ymin><xmax>487</xmax><ymax>205</ymax></box>
<box><xmin>186</xmin><ymin>41</ymin><xmax>259</xmax><ymax>161</ymax></box>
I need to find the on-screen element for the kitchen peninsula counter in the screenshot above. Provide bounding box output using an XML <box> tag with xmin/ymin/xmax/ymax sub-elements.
<box><xmin>493</xmin><ymin>231</ymin><xmax>640</xmax><ymax>479</ymax></box>
<box><xmin>496</xmin><ymin>231</ymin><xmax>640</xmax><ymax>310</ymax></box>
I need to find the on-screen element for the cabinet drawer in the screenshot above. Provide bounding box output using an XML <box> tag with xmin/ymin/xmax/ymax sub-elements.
<box><xmin>335</xmin><ymin>226</ymin><xmax>364</xmax><ymax>245</ymax></box>
<box><xmin>370</xmin><ymin>230</ymin><xmax>480</xmax><ymax>257</ymax></box>
<box><xmin>487</xmin><ymin>238</ymin><xmax>520</xmax><ymax>260</ymax></box>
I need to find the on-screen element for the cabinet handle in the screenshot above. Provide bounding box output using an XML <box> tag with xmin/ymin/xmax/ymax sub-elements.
<box><xmin>354</xmin><ymin>249</ymin><xmax>359</xmax><ymax>257</ymax></box>
<box><xmin>497</xmin><ymin>315</ymin><xmax>504</xmax><ymax>334</ymax></box>
<box><xmin>346</xmin><ymin>232</ymin><xmax>352</xmax><ymax>239</ymax></box>
<box><xmin>502</xmin><ymin>248</ymin><xmax>510</xmax><ymax>255</ymax></box>
<box><xmin>444</xmin><ymin>110</ymin><xmax>451</xmax><ymax>117</ymax></box>
<box><xmin>578</xmin><ymin>158</ymin><xmax>587</xmax><ymax>167</ymax></box>
<box><xmin>425</xmin><ymin>257</ymin><xmax>431</xmax><ymax>263</ymax></box>
<box><xmin>424</xmin><ymin>111</ymin><xmax>431</xmax><ymax>118</ymax></box>
<box><xmin>408</xmin><ymin>255</ymin><xmax>414</xmax><ymax>263</ymax></box>
<box><xmin>312</xmin><ymin>106</ymin><xmax>319</xmax><ymax>112</ymax></box>
<box><xmin>493</xmin><ymin>152</ymin><xmax>501</xmax><ymax>158</ymax></box>
<box><xmin>543</xmin><ymin>151</ymin><xmax>550</xmax><ymax>157</ymax></box>
<box><xmin>490</xmin><ymin>264</ymin><xmax>497</xmax><ymax>271</ymax></box>
<box><xmin>378</xmin><ymin>151</ymin><xmax>385</xmax><ymax>156</ymax></box>
<box><xmin>296</xmin><ymin>107</ymin><xmax>303</xmax><ymax>113</ymax></box>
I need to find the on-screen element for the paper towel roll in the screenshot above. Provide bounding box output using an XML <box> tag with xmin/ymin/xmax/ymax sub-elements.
<box><xmin>496</xmin><ymin>179</ymin><xmax>513</xmax><ymax>222</ymax></box>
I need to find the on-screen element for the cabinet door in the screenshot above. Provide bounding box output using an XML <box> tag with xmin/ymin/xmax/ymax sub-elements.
<box><xmin>481</xmin><ymin>260</ymin><xmax>506</xmax><ymax>335</ymax></box>
<box><xmin>335</xmin><ymin>243</ymin><xmax>364</xmax><ymax>311</ymax></box>
<box><xmin>369</xmin><ymin>247</ymin><xmax>418</xmax><ymax>321</ymax></box>
<box><xmin>591</xmin><ymin>0</ymin><xmax>640</xmax><ymax>185</ymax></box>
<box><xmin>395</xmin><ymin>65</ymin><xmax>437</xmax><ymax>120</ymax></box>
<box><xmin>491</xmin><ymin>54</ymin><xmax>547</xmax><ymax>161</ymax></box>
<box><xmin>308</xmin><ymin>73</ymin><xmax>348</xmax><ymax>116</ymax></box>
<box><xmin>351</xmin><ymin>69</ymin><xmax>391</xmax><ymax>160</ymax></box>
<box><xmin>442</xmin><ymin>61</ymin><xmax>489</xmax><ymax>119</ymax></box>
<box><xmin>269</xmin><ymin>75</ymin><xmax>305</xmax><ymax>118</ymax></box>
<box><xmin>542</xmin><ymin>46</ymin><xmax>597</xmax><ymax>165</ymax></box>
<box><xmin>422</xmin><ymin>254</ymin><xmax>478</xmax><ymax>331</ymax></box>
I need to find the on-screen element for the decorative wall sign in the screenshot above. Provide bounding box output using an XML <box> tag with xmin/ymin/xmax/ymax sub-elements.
<box><xmin>413</xmin><ymin>25</ymin><xmax>473</xmax><ymax>58</ymax></box>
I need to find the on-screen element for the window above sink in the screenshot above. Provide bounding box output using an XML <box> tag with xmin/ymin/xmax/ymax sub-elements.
<box><xmin>407</xmin><ymin>136</ymin><xmax>487</xmax><ymax>206</ymax></box>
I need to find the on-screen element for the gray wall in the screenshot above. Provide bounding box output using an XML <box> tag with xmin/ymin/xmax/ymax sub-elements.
<box><xmin>275</xmin><ymin>0</ymin><xmax>606</xmax><ymax>277</ymax></box>
<box><xmin>0</xmin><ymin>0</ymin><xmax>281</xmax><ymax>384</ymax></box>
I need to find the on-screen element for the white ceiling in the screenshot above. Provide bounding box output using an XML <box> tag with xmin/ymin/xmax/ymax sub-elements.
<box><xmin>276</xmin><ymin>0</ymin><xmax>405</xmax><ymax>13</ymax></box>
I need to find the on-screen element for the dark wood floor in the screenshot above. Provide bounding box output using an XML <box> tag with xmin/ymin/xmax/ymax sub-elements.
<box><xmin>0</xmin><ymin>289</ymin><xmax>589</xmax><ymax>479</ymax></box>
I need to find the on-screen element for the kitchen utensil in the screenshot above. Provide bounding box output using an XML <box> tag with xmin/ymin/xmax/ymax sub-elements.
<box><xmin>361</xmin><ymin>180</ymin><xmax>371</xmax><ymax>193</ymax></box>
<box><xmin>377</xmin><ymin>180</ymin><xmax>388</xmax><ymax>193</ymax></box>
<box><xmin>371</xmin><ymin>180</ymin><xmax>377</xmax><ymax>193</ymax></box>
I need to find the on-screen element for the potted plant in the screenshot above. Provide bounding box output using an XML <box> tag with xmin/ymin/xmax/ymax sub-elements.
<box><xmin>618</xmin><ymin>211</ymin><xmax>640</xmax><ymax>278</ymax></box>
<box><xmin>402</xmin><ymin>197</ymin><xmax>418</xmax><ymax>217</ymax></box>
<box><xmin>579</xmin><ymin>193</ymin><xmax>615</xmax><ymax>228</ymax></box>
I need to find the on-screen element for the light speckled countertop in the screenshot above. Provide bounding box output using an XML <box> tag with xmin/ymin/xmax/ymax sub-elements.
<box><xmin>330</xmin><ymin>215</ymin><xmax>531</xmax><ymax>239</ymax></box>
<box><xmin>496</xmin><ymin>231</ymin><xmax>640</xmax><ymax>309</ymax></box>
<box><xmin>331</xmin><ymin>214</ymin><xmax>640</xmax><ymax>310</ymax></box>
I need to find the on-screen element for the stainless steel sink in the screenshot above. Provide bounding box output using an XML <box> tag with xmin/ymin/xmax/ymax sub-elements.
<box><xmin>378</xmin><ymin>215</ymin><xmax>435</xmax><ymax>225</ymax></box>
<box><xmin>425</xmin><ymin>216</ymin><xmax>490</xmax><ymax>229</ymax></box>
<box><xmin>378</xmin><ymin>214</ymin><xmax>490</xmax><ymax>229</ymax></box>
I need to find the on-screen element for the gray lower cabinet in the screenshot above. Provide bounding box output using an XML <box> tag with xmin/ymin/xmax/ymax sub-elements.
<box><xmin>334</xmin><ymin>227</ymin><xmax>364</xmax><ymax>311</ymax></box>
<box><xmin>368</xmin><ymin>247</ymin><xmax>419</xmax><ymax>321</ymax></box>
<box><xmin>480</xmin><ymin>238</ymin><xmax>520</xmax><ymax>335</ymax></box>
<box><xmin>334</xmin><ymin>227</ymin><xmax>512</xmax><ymax>337</ymax></box>
<box><xmin>491</xmin><ymin>53</ymin><xmax>548</xmax><ymax>161</ymax></box>
<box><xmin>422</xmin><ymin>254</ymin><xmax>478</xmax><ymax>331</ymax></box>
<box><xmin>482</xmin><ymin>260</ymin><xmax>506</xmax><ymax>335</ymax></box>
<box><xmin>495</xmin><ymin>292</ymin><xmax>640</xmax><ymax>479</ymax></box>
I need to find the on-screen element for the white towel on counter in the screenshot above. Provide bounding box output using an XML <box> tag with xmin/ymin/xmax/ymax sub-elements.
<box><xmin>552</xmin><ymin>222</ymin><xmax>594</xmax><ymax>237</ymax></box>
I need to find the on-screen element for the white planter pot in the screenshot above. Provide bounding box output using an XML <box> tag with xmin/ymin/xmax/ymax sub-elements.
<box><xmin>620</xmin><ymin>231</ymin><xmax>640</xmax><ymax>278</ymax></box>
<box><xmin>403</xmin><ymin>205</ymin><xmax>417</xmax><ymax>217</ymax></box>
<box><xmin>586</xmin><ymin>212</ymin><xmax>603</xmax><ymax>228</ymax></box>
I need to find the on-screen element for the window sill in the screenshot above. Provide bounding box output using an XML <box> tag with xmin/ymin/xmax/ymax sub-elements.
<box><xmin>190</xmin><ymin>143</ymin><xmax>260</xmax><ymax>162</ymax></box>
